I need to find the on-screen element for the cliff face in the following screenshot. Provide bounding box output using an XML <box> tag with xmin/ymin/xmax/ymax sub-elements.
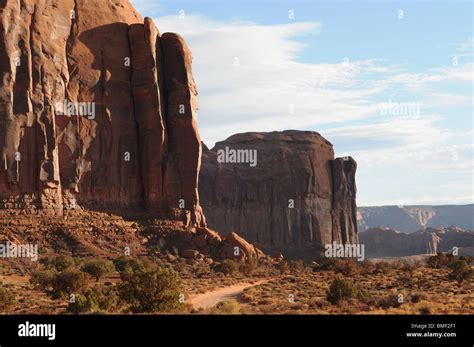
<box><xmin>199</xmin><ymin>131</ymin><xmax>358</xmax><ymax>258</ymax></box>
<box><xmin>0</xmin><ymin>0</ymin><xmax>205</xmax><ymax>225</ymax></box>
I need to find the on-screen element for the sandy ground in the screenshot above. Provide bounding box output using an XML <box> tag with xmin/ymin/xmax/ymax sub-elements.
<box><xmin>189</xmin><ymin>280</ymin><xmax>267</xmax><ymax>310</ymax></box>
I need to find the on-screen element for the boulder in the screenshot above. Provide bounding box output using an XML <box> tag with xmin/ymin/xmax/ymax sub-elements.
<box><xmin>181</xmin><ymin>249</ymin><xmax>200</xmax><ymax>259</ymax></box>
<box><xmin>220</xmin><ymin>232</ymin><xmax>262</xmax><ymax>261</ymax></box>
<box><xmin>197</xmin><ymin>227</ymin><xmax>222</xmax><ymax>245</ymax></box>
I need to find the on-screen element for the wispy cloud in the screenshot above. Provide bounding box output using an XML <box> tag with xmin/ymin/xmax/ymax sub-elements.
<box><xmin>152</xmin><ymin>14</ymin><xmax>473</xmax><ymax>206</ymax></box>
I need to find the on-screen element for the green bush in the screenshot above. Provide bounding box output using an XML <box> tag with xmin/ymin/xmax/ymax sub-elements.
<box><xmin>67</xmin><ymin>294</ymin><xmax>88</xmax><ymax>314</ymax></box>
<box><xmin>113</xmin><ymin>256</ymin><xmax>134</xmax><ymax>272</ymax></box>
<box><xmin>326</xmin><ymin>276</ymin><xmax>358</xmax><ymax>304</ymax></box>
<box><xmin>427</xmin><ymin>253</ymin><xmax>455</xmax><ymax>269</ymax></box>
<box><xmin>374</xmin><ymin>261</ymin><xmax>391</xmax><ymax>274</ymax></box>
<box><xmin>379</xmin><ymin>294</ymin><xmax>403</xmax><ymax>308</ymax></box>
<box><xmin>334</xmin><ymin>259</ymin><xmax>360</xmax><ymax>276</ymax></box>
<box><xmin>411</xmin><ymin>292</ymin><xmax>427</xmax><ymax>303</ymax></box>
<box><xmin>360</xmin><ymin>260</ymin><xmax>375</xmax><ymax>274</ymax></box>
<box><xmin>81</xmin><ymin>259</ymin><xmax>115</xmax><ymax>282</ymax></box>
<box><xmin>239</xmin><ymin>260</ymin><xmax>257</xmax><ymax>276</ymax></box>
<box><xmin>448</xmin><ymin>259</ymin><xmax>473</xmax><ymax>283</ymax></box>
<box><xmin>53</xmin><ymin>255</ymin><xmax>76</xmax><ymax>271</ymax></box>
<box><xmin>67</xmin><ymin>287</ymin><xmax>115</xmax><ymax>314</ymax></box>
<box><xmin>30</xmin><ymin>270</ymin><xmax>57</xmax><ymax>291</ymax></box>
<box><xmin>191</xmin><ymin>262</ymin><xmax>210</xmax><ymax>277</ymax></box>
<box><xmin>214</xmin><ymin>259</ymin><xmax>240</xmax><ymax>275</ymax></box>
<box><xmin>51</xmin><ymin>269</ymin><xmax>88</xmax><ymax>298</ymax></box>
<box><xmin>0</xmin><ymin>287</ymin><xmax>15</xmax><ymax>311</ymax></box>
<box><xmin>118</xmin><ymin>264</ymin><xmax>181</xmax><ymax>313</ymax></box>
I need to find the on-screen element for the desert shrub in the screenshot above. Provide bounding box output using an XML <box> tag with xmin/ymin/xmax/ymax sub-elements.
<box><xmin>53</xmin><ymin>255</ymin><xmax>76</xmax><ymax>271</ymax></box>
<box><xmin>174</xmin><ymin>258</ymin><xmax>188</xmax><ymax>273</ymax></box>
<box><xmin>81</xmin><ymin>259</ymin><xmax>115</xmax><ymax>282</ymax></box>
<box><xmin>411</xmin><ymin>292</ymin><xmax>427</xmax><ymax>303</ymax></box>
<box><xmin>412</xmin><ymin>260</ymin><xmax>423</xmax><ymax>269</ymax></box>
<box><xmin>379</xmin><ymin>294</ymin><xmax>403</xmax><ymax>309</ymax></box>
<box><xmin>356</xmin><ymin>288</ymin><xmax>373</xmax><ymax>302</ymax></box>
<box><xmin>290</xmin><ymin>259</ymin><xmax>305</xmax><ymax>273</ymax></box>
<box><xmin>276</xmin><ymin>261</ymin><xmax>290</xmax><ymax>275</ymax></box>
<box><xmin>334</xmin><ymin>259</ymin><xmax>360</xmax><ymax>276</ymax></box>
<box><xmin>0</xmin><ymin>287</ymin><xmax>15</xmax><ymax>311</ymax></box>
<box><xmin>360</xmin><ymin>260</ymin><xmax>375</xmax><ymax>274</ymax></box>
<box><xmin>118</xmin><ymin>264</ymin><xmax>181</xmax><ymax>313</ymax></box>
<box><xmin>30</xmin><ymin>270</ymin><xmax>57</xmax><ymax>291</ymax></box>
<box><xmin>39</xmin><ymin>254</ymin><xmax>75</xmax><ymax>271</ymax></box>
<box><xmin>427</xmin><ymin>253</ymin><xmax>455</xmax><ymax>269</ymax></box>
<box><xmin>239</xmin><ymin>260</ymin><xmax>257</xmax><ymax>276</ymax></box>
<box><xmin>39</xmin><ymin>255</ymin><xmax>54</xmax><ymax>268</ymax></box>
<box><xmin>448</xmin><ymin>259</ymin><xmax>474</xmax><ymax>283</ymax></box>
<box><xmin>317</xmin><ymin>258</ymin><xmax>337</xmax><ymax>271</ymax></box>
<box><xmin>67</xmin><ymin>286</ymin><xmax>115</xmax><ymax>314</ymax></box>
<box><xmin>400</xmin><ymin>261</ymin><xmax>415</xmax><ymax>274</ymax></box>
<box><xmin>67</xmin><ymin>294</ymin><xmax>88</xmax><ymax>314</ymax></box>
<box><xmin>391</xmin><ymin>259</ymin><xmax>405</xmax><ymax>270</ymax></box>
<box><xmin>214</xmin><ymin>259</ymin><xmax>240</xmax><ymax>275</ymax></box>
<box><xmin>113</xmin><ymin>256</ymin><xmax>135</xmax><ymax>272</ymax></box>
<box><xmin>374</xmin><ymin>261</ymin><xmax>391</xmax><ymax>274</ymax></box>
<box><xmin>51</xmin><ymin>269</ymin><xmax>88</xmax><ymax>298</ymax></box>
<box><xmin>326</xmin><ymin>276</ymin><xmax>358</xmax><ymax>304</ymax></box>
<box><xmin>419</xmin><ymin>305</ymin><xmax>432</xmax><ymax>314</ymax></box>
<box><xmin>214</xmin><ymin>300</ymin><xmax>241</xmax><ymax>314</ymax></box>
<box><xmin>192</xmin><ymin>262</ymin><xmax>210</xmax><ymax>277</ymax></box>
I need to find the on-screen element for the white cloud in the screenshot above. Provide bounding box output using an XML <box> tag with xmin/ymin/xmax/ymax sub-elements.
<box><xmin>155</xmin><ymin>15</ymin><xmax>394</xmax><ymax>146</ymax></box>
<box><xmin>153</xmin><ymin>14</ymin><xmax>473</xmax><ymax>206</ymax></box>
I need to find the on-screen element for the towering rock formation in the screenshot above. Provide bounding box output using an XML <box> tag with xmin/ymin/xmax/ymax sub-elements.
<box><xmin>0</xmin><ymin>0</ymin><xmax>205</xmax><ymax>225</ymax></box>
<box><xmin>199</xmin><ymin>131</ymin><xmax>358</xmax><ymax>259</ymax></box>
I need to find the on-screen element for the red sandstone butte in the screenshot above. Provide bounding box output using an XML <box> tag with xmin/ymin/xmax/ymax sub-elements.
<box><xmin>0</xmin><ymin>0</ymin><xmax>205</xmax><ymax>226</ymax></box>
<box><xmin>199</xmin><ymin>131</ymin><xmax>358</xmax><ymax>258</ymax></box>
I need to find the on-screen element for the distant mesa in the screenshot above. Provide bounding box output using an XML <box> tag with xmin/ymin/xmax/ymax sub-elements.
<box><xmin>359</xmin><ymin>226</ymin><xmax>474</xmax><ymax>258</ymax></box>
<box><xmin>357</xmin><ymin>205</ymin><xmax>474</xmax><ymax>233</ymax></box>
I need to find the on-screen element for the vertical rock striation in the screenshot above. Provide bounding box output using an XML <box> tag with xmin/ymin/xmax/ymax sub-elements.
<box><xmin>0</xmin><ymin>0</ymin><xmax>205</xmax><ymax>226</ymax></box>
<box><xmin>199</xmin><ymin>131</ymin><xmax>358</xmax><ymax>259</ymax></box>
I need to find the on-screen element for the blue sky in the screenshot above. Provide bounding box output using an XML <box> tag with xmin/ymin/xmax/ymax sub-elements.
<box><xmin>131</xmin><ymin>0</ymin><xmax>473</xmax><ymax>206</ymax></box>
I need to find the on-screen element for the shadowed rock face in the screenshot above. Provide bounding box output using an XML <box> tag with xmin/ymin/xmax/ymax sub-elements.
<box><xmin>199</xmin><ymin>130</ymin><xmax>358</xmax><ymax>259</ymax></box>
<box><xmin>0</xmin><ymin>0</ymin><xmax>205</xmax><ymax>225</ymax></box>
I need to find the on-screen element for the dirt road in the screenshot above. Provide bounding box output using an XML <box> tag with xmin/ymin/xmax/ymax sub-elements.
<box><xmin>189</xmin><ymin>280</ymin><xmax>267</xmax><ymax>310</ymax></box>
